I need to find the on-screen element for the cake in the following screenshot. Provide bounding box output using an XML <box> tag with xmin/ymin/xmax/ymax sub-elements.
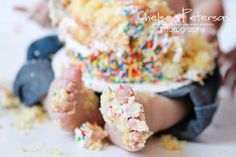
<box><xmin>74</xmin><ymin>122</ymin><xmax>108</xmax><ymax>150</ymax></box>
<box><xmin>49</xmin><ymin>0</ymin><xmax>217</xmax><ymax>93</ymax></box>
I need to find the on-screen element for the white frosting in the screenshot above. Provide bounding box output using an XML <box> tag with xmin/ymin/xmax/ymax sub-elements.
<box><xmin>91</xmin><ymin>40</ymin><xmax>110</xmax><ymax>53</ymax></box>
<box><xmin>58</xmin><ymin>17</ymin><xmax>78</xmax><ymax>41</ymax></box>
<box><xmin>82</xmin><ymin>75</ymin><xmax>191</xmax><ymax>93</ymax></box>
<box><xmin>52</xmin><ymin>48</ymin><xmax>71</xmax><ymax>78</ymax></box>
<box><xmin>184</xmin><ymin>69</ymin><xmax>205</xmax><ymax>81</ymax></box>
<box><xmin>48</xmin><ymin>0</ymin><xmax>65</xmax><ymax>26</ymax></box>
<box><xmin>65</xmin><ymin>36</ymin><xmax>93</xmax><ymax>57</ymax></box>
<box><xmin>172</xmin><ymin>37</ymin><xmax>184</xmax><ymax>63</ymax></box>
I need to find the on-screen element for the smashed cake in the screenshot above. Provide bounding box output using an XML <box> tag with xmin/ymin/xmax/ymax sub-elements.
<box><xmin>49</xmin><ymin>0</ymin><xmax>217</xmax><ymax>93</ymax></box>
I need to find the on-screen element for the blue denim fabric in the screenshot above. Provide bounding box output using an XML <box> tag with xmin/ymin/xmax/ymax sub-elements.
<box><xmin>159</xmin><ymin>68</ymin><xmax>220</xmax><ymax>140</ymax></box>
<box><xmin>13</xmin><ymin>60</ymin><xmax>54</xmax><ymax>106</ymax></box>
<box><xmin>13</xmin><ymin>36</ymin><xmax>61</xmax><ymax>106</ymax></box>
<box><xmin>27</xmin><ymin>35</ymin><xmax>64</xmax><ymax>61</ymax></box>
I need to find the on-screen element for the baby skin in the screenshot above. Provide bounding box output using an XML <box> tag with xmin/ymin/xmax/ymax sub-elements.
<box><xmin>45</xmin><ymin>67</ymin><xmax>104</xmax><ymax>131</ymax></box>
<box><xmin>45</xmin><ymin>67</ymin><xmax>189</xmax><ymax>151</ymax></box>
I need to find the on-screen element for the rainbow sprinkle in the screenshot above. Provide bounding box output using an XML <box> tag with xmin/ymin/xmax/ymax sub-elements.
<box><xmin>68</xmin><ymin>21</ymin><xmax>180</xmax><ymax>83</ymax></box>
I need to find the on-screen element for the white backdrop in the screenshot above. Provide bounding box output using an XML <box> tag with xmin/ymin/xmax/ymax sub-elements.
<box><xmin>0</xmin><ymin>0</ymin><xmax>236</xmax><ymax>157</ymax></box>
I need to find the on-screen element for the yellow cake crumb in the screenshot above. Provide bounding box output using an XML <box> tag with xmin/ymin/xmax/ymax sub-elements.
<box><xmin>44</xmin><ymin>147</ymin><xmax>64</xmax><ymax>156</ymax></box>
<box><xmin>20</xmin><ymin>143</ymin><xmax>64</xmax><ymax>156</ymax></box>
<box><xmin>159</xmin><ymin>135</ymin><xmax>182</xmax><ymax>151</ymax></box>
<box><xmin>14</xmin><ymin>106</ymin><xmax>49</xmax><ymax>130</ymax></box>
<box><xmin>20</xmin><ymin>142</ymin><xmax>46</xmax><ymax>153</ymax></box>
<box><xmin>0</xmin><ymin>81</ymin><xmax>21</xmax><ymax>109</ymax></box>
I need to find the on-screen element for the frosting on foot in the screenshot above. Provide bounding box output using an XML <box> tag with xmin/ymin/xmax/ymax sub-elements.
<box><xmin>100</xmin><ymin>85</ymin><xmax>152</xmax><ymax>151</ymax></box>
<box><xmin>46</xmin><ymin>67</ymin><xmax>103</xmax><ymax>131</ymax></box>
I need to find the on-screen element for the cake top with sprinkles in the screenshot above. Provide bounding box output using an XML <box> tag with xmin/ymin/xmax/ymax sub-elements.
<box><xmin>51</xmin><ymin>0</ymin><xmax>173</xmax><ymax>55</ymax></box>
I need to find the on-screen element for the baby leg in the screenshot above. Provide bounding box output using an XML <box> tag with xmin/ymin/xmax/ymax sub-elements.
<box><xmin>100</xmin><ymin>85</ymin><xmax>188</xmax><ymax>151</ymax></box>
<box><xmin>45</xmin><ymin>67</ymin><xmax>104</xmax><ymax>131</ymax></box>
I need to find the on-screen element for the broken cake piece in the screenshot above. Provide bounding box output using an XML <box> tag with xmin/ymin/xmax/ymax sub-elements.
<box><xmin>74</xmin><ymin>122</ymin><xmax>108</xmax><ymax>150</ymax></box>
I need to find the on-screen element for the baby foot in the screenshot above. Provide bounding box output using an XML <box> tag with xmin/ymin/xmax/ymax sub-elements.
<box><xmin>101</xmin><ymin>85</ymin><xmax>189</xmax><ymax>151</ymax></box>
<box><xmin>100</xmin><ymin>85</ymin><xmax>153</xmax><ymax>151</ymax></box>
<box><xmin>45</xmin><ymin>67</ymin><xmax>104</xmax><ymax>131</ymax></box>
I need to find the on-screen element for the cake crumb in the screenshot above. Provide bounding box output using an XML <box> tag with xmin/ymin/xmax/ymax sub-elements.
<box><xmin>20</xmin><ymin>142</ymin><xmax>46</xmax><ymax>153</ymax></box>
<box><xmin>159</xmin><ymin>135</ymin><xmax>182</xmax><ymax>151</ymax></box>
<box><xmin>0</xmin><ymin>81</ymin><xmax>21</xmax><ymax>109</ymax></box>
<box><xmin>44</xmin><ymin>147</ymin><xmax>64</xmax><ymax>156</ymax></box>
<box><xmin>14</xmin><ymin>106</ymin><xmax>49</xmax><ymax>130</ymax></box>
<box><xmin>20</xmin><ymin>143</ymin><xmax>64</xmax><ymax>156</ymax></box>
<box><xmin>74</xmin><ymin>122</ymin><xmax>108</xmax><ymax>151</ymax></box>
